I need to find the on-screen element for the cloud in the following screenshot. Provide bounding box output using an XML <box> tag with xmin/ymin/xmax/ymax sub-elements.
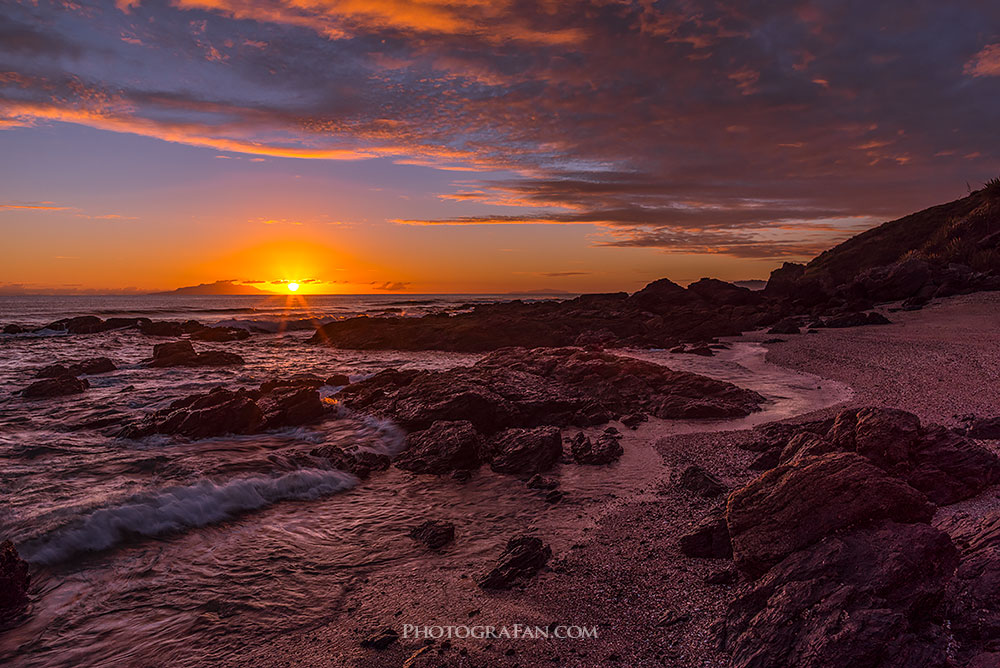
<box><xmin>540</xmin><ymin>271</ymin><xmax>590</xmax><ymax>277</ymax></box>
<box><xmin>371</xmin><ymin>281</ymin><xmax>410</xmax><ymax>291</ymax></box>
<box><xmin>2</xmin><ymin>0</ymin><xmax>998</xmax><ymax>259</ymax></box>
<box><xmin>965</xmin><ymin>43</ymin><xmax>1000</xmax><ymax>77</ymax></box>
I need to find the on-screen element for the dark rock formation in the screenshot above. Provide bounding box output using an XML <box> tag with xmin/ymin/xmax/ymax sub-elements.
<box><xmin>0</xmin><ymin>540</ymin><xmax>30</xmax><ymax>622</ymax></box>
<box><xmin>148</xmin><ymin>340</ymin><xmax>244</xmax><ymax>367</ymax></box>
<box><xmin>478</xmin><ymin>535</ymin><xmax>552</xmax><ymax>590</ymax></box>
<box><xmin>568</xmin><ymin>432</ymin><xmax>623</xmax><ymax>465</ymax></box>
<box><xmin>723</xmin><ymin>521</ymin><xmax>957</xmax><ymax>668</ymax></box>
<box><xmin>964</xmin><ymin>416</ymin><xmax>1000</xmax><ymax>439</ymax></box>
<box><xmin>189</xmin><ymin>326</ymin><xmax>250</xmax><ymax>342</ymax></box>
<box><xmin>311</xmin><ymin>444</ymin><xmax>389</xmax><ymax>478</ymax></box>
<box><xmin>779</xmin><ymin>408</ymin><xmax>1000</xmax><ymax>505</ymax></box>
<box><xmin>487</xmin><ymin>427</ymin><xmax>562</xmax><ymax>474</ymax></box>
<box><xmin>620</xmin><ymin>413</ymin><xmax>647</xmax><ymax>429</ymax></box>
<box><xmin>726</xmin><ymin>452</ymin><xmax>935</xmax><ymax>578</ymax></box>
<box><xmin>335</xmin><ymin>347</ymin><xmax>763</xmax><ymax>435</ymax></box>
<box><xmin>395</xmin><ymin>420</ymin><xmax>484</xmax><ymax>474</ymax></box>
<box><xmin>943</xmin><ymin>512</ymin><xmax>1000</xmax><ymax>656</ymax></box>
<box><xmin>36</xmin><ymin>357</ymin><xmax>116</xmax><ymax>378</ymax></box>
<box><xmin>259</xmin><ymin>374</ymin><xmax>326</xmax><ymax>393</ymax></box>
<box><xmin>22</xmin><ymin>374</ymin><xmax>89</xmax><ymax>399</ymax></box>
<box><xmin>817</xmin><ymin>310</ymin><xmax>891</xmax><ymax>328</ymax></box>
<box><xmin>409</xmin><ymin>520</ymin><xmax>456</xmax><ymax>550</ymax></box>
<box><xmin>325</xmin><ymin>373</ymin><xmax>351</xmax><ymax>387</ymax></box>
<box><xmin>526</xmin><ymin>474</ymin><xmax>558</xmax><ymax>490</ymax></box>
<box><xmin>677</xmin><ymin>465</ymin><xmax>726</xmax><ymax>498</ymax></box>
<box><xmin>118</xmin><ymin>384</ymin><xmax>325</xmax><ymax>439</ymax></box>
<box><xmin>679</xmin><ymin>510</ymin><xmax>732</xmax><ymax>559</ymax></box>
<box><xmin>767</xmin><ymin>317</ymin><xmax>801</xmax><ymax>334</ymax></box>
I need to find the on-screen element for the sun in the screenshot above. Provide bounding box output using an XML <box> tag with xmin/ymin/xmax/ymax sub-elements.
<box><xmin>287</xmin><ymin>282</ymin><xmax>300</xmax><ymax>292</ymax></box>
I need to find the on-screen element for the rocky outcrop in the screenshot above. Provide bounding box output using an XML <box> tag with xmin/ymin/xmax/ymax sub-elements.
<box><xmin>21</xmin><ymin>374</ymin><xmax>89</xmax><ymax>399</ymax></box>
<box><xmin>568</xmin><ymin>431</ymin><xmax>623</xmax><ymax>465</ymax></box>
<box><xmin>118</xmin><ymin>383</ymin><xmax>325</xmax><ymax>439</ymax></box>
<box><xmin>723</xmin><ymin>522</ymin><xmax>957</xmax><ymax>668</ymax></box>
<box><xmin>189</xmin><ymin>326</ymin><xmax>251</xmax><ymax>342</ymax></box>
<box><xmin>677</xmin><ymin>465</ymin><xmax>726</xmax><ymax>498</ymax></box>
<box><xmin>726</xmin><ymin>452</ymin><xmax>934</xmax><ymax>578</ymax></box>
<box><xmin>409</xmin><ymin>520</ymin><xmax>456</xmax><ymax>550</ymax></box>
<box><xmin>147</xmin><ymin>341</ymin><xmax>244</xmax><ymax>367</ymax></box>
<box><xmin>942</xmin><ymin>512</ymin><xmax>1000</xmax><ymax>657</ymax></box>
<box><xmin>336</xmin><ymin>347</ymin><xmax>764</xmax><ymax>435</ymax></box>
<box><xmin>487</xmin><ymin>427</ymin><xmax>562</xmax><ymax>474</ymax></box>
<box><xmin>679</xmin><ymin>509</ymin><xmax>732</xmax><ymax>559</ymax></box>
<box><xmin>310</xmin><ymin>444</ymin><xmax>389</xmax><ymax>478</ymax></box>
<box><xmin>36</xmin><ymin>357</ymin><xmax>116</xmax><ymax>378</ymax></box>
<box><xmin>395</xmin><ymin>420</ymin><xmax>484</xmax><ymax>474</ymax></box>
<box><xmin>0</xmin><ymin>540</ymin><xmax>30</xmax><ymax>622</ymax></box>
<box><xmin>478</xmin><ymin>535</ymin><xmax>552</xmax><ymax>590</ymax></box>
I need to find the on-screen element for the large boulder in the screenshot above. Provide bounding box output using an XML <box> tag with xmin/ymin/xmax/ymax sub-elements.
<box><xmin>478</xmin><ymin>535</ymin><xmax>552</xmax><ymax>590</ymax></box>
<box><xmin>782</xmin><ymin>408</ymin><xmax>1000</xmax><ymax>505</ymax></box>
<box><xmin>257</xmin><ymin>385</ymin><xmax>325</xmax><ymax>430</ymax></box>
<box><xmin>726</xmin><ymin>452</ymin><xmax>934</xmax><ymax>578</ymax></box>
<box><xmin>0</xmin><ymin>540</ymin><xmax>30</xmax><ymax>622</ymax></box>
<box><xmin>395</xmin><ymin>420</ymin><xmax>484</xmax><ymax>474</ymax></box>
<box><xmin>944</xmin><ymin>512</ymin><xmax>1000</xmax><ymax>652</ymax></box>
<box><xmin>22</xmin><ymin>374</ymin><xmax>89</xmax><ymax>399</ymax></box>
<box><xmin>723</xmin><ymin>521</ymin><xmax>957</xmax><ymax>668</ymax></box>
<box><xmin>190</xmin><ymin>326</ymin><xmax>251</xmax><ymax>342</ymax></box>
<box><xmin>311</xmin><ymin>444</ymin><xmax>389</xmax><ymax>478</ymax></box>
<box><xmin>336</xmin><ymin>347</ymin><xmax>764</xmax><ymax>434</ymax></box>
<box><xmin>148</xmin><ymin>340</ymin><xmax>244</xmax><ymax>367</ymax></box>
<box><xmin>679</xmin><ymin>508</ymin><xmax>732</xmax><ymax>559</ymax></box>
<box><xmin>677</xmin><ymin>465</ymin><xmax>727</xmax><ymax>498</ymax></box>
<box><xmin>487</xmin><ymin>426</ymin><xmax>562</xmax><ymax>474</ymax></box>
<box><xmin>686</xmin><ymin>278</ymin><xmax>760</xmax><ymax>306</ymax></box>
<box><xmin>36</xmin><ymin>357</ymin><xmax>116</xmax><ymax>378</ymax></box>
<box><xmin>568</xmin><ymin>432</ymin><xmax>623</xmax><ymax>465</ymax></box>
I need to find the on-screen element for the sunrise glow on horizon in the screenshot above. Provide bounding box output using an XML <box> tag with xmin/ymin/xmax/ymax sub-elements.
<box><xmin>2</xmin><ymin>1</ymin><xmax>998</xmax><ymax>295</ymax></box>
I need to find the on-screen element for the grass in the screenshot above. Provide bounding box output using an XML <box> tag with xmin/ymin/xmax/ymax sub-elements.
<box><xmin>985</xmin><ymin>176</ymin><xmax>1000</xmax><ymax>196</ymax></box>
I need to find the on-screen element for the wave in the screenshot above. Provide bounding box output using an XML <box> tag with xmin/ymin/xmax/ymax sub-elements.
<box><xmin>21</xmin><ymin>468</ymin><xmax>358</xmax><ymax>565</ymax></box>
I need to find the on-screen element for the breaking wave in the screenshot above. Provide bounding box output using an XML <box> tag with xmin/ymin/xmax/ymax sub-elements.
<box><xmin>22</xmin><ymin>468</ymin><xmax>358</xmax><ymax>565</ymax></box>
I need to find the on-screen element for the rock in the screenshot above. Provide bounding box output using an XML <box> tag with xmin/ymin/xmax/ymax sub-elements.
<box><xmin>767</xmin><ymin>317</ymin><xmax>801</xmax><ymax>334</ymax></box>
<box><xmin>189</xmin><ymin>326</ymin><xmax>250</xmax><ymax>342</ymax></box>
<box><xmin>311</xmin><ymin>444</ymin><xmax>389</xmax><ymax>478</ymax></box>
<box><xmin>544</xmin><ymin>490</ymin><xmax>565</xmax><ymax>503</ymax></box>
<box><xmin>409</xmin><ymin>520</ymin><xmax>456</xmax><ymax>549</ymax></box>
<box><xmin>325</xmin><ymin>373</ymin><xmax>351</xmax><ymax>387</ymax></box>
<box><xmin>569</xmin><ymin>432</ymin><xmax>623</xmax><ymax>465</ymax></box>
<box><xmin>119</xmin><ymin>384</ymin><xmax>326</xmax><ymax>439</ymax></box>
<box><xmin>139</xmin><ymin>320</ymin><xmax>187</xmax><ymax>337</ymax></box>
<box><xmin>22</xmin><ymin>374</ymin><xmax>89</xmax><ymax>399</ymax></box>
<box><xmin>944</xmin><ymin>512</ymin><xmax>1000</xmax><ymax>652</ymax></box>
<box><xmin>42</xmin><ymin>315</ymin><xmax>105</xmax><ymax>334</ymax></box>
<box><xmin>336</xmin><ymin>347</ymin><xmax>763</xmax><ymax>435</ymax></box>
<box><xmin>257</xmin><ymin>385</ymin><xmax>326</xmax><ymax>430</ymax></box>
<box><xmin>726</xmin><ymin>452</ymin><xmax>935</xmax><ymax>578</ymax></box>
<box><xmin>683</xmin><ymin>345</ymin><xmax>715</xmax><ymax>357</ymax></box>
<box><xmin>723</xmin><ymin>521</ymin><xmax>957</xmax><ymax>668</ymax></box>
<box><xmin>148</xmin><ymin>340</ymin><xmax>244</xmax><ymax>367</ymax></box>
<box><xmin>679</xmin><ymin>510</ymin><xmax>732</xmax><ymax>559</ymax></box>
<box><xmin>3</xmin><ymin>324</ymin><xmax>27</xmax><ymax>334</ymax></box>
<box><xmin>259</xmin><ymin>374</ymin><xmax>326</xmax><ymax>393</ymax></box>
<box><xmin>37</xmin><ymin>357</ymin><xmax>116</xmax><ymax>378</ymax></box>
<box><xmin>705</xmin><ymin>566</ymin><xmax>737</xmax><ymax>585</ymax></box>
<box><xmin>677</xmin><ymin>465</ymin><xmax>726</xmax><ymax>497</ymax></box>
<box><xmin>686</xmin><ymin>278</ymin><xmax>760</xmax><ymax>306</ymax></box>
<box><xmin>965</xmin><ymin>416</ymin><xmax>1000</xmax><ymax>439</ymax></box>
<box><xmin>761</xmin><ymin>337</ymin><xmax>786</xmax><ymax>344</ymax></box>
<box><xmin>360</xmin><ymin>628</ymin><xmax>398</xmax><ymax>650</ymax></box>
<box><xmin>821</xmin><ymin>310</ymin><xmax>891</xmax><ymax>328</ymax></box>
<box><xmin>487</xmin><ymin>427</ymin><xmax>562</xmax><ymax>474</ymax></box>
<box><xmin>782</xmin><ymin>408</ymin><xmax>1000</xmax><ymax>505</ymax></box>
<box><xmin>620</xmin><ymin>413</ymin><xmax>647</xmax><ymax>429</ymax></box>
<box><xmin>749</xmin><ymin>448</ymin><xmax>782</xmax><ymax>471</ymax></box>
<box><xmin>395</xmin><ymin>420</ymin><xmax>484</xmax><ymax>474</ymax></box>
<box><xmin>451</xmin><ymin>469</ymin><xmax>472</xmax><ymax>482</ymax></box>
<box><xmin>0</xmin><ymin>540</ymin><xmax>30</xmax><ymax>622</ymax></box>
<box><xmin>478</xmin><ymin>535</ymin><xmax>552</xmax><ymax>589</ymax></box>
<box><xmin>526</xmin><ymin>474</ymin><xmax>558</xmax><ymax>490</ymax></box>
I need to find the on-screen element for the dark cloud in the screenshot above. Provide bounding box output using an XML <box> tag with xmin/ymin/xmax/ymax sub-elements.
<box><xmin>371</xmin><ymin>281</ymin><xmax>410</xmax><ymax>291</ymax></box>
<box><xmin>1</xmin><ymin>0</ymin><xmax>998</xmax><ymax>258</ymax></box>
<box><xmin>540</xmin><ymin>271</ymin><xmax>590</xmax><ymax>277</ymax></box>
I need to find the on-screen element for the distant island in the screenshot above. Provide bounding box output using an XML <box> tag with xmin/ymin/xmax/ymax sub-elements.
<box><xmin>151</xmin><ymin>280</ymin><xmax>275</xmax><ymax>296</ymax></box>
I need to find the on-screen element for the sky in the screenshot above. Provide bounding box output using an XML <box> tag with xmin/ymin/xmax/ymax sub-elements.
<box><xmin>1</xmin><ymin>0</ymin><xmax>998</xmax><ymax>294</ymax></box>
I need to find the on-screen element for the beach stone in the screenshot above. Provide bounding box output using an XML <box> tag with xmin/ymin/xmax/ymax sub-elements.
<box><xmin>360</xmin><ymin>628</ymin><xmax>398</xmax><ymax>650</ymax></box>
<box><xmin>569</xmin><ymin>432</ymin><xmax>623</xmax><ymax>465</ymax></box>
<box><xmin>478</xmin><ymin>535</ymin><xmax>552</xmax><ymax>590</ymax></box>
<box><xmin>767</xmin><ymin>317</ymin><xmax>801</xmax><ymax>334</ymax></box>
<box><xmin>0</xmin><ymin>540</ymin><xmax>30</xmax><ymax>622</ymax></box>
<box><xmin>22</xmin><ymin>374</ymin><xmax>89</xmax><ymax>399</ymax></box>
<box><xmin>679</xmin><ymin>509</ymin><xmax>732</xmax><ymax>559</ymax></box>
<box><xmin>724</xmin><ymin>521</ymin><xmax>957</xmax><ymax>668</ymax></box>
<box><xmin>325</xmin><ymin>373</ymin><xmax>350</xmax><ymax>387</ymax></box>
<box><xmin>395</xmin><ymin>420</ymin><xmax>484</xmax><ymax>474</ymax></box>
<box><xmin>148</xmin><ymin>340</ymin><xmax>244</xmax><ymax>367</ymax></box>
<box><xmin>409</xmin><ymin>520</ymin><xmax>456</xmax><ymax>550</ymax></box>
<box><xmin>36</xmin><ymin>357</ymin><xmax>116</xmax><ymax>378</ymax></box>
<box><xmin>726</xmin><ymin>452</ymin><xmax>935</xmax><ymax>578</ymax></box>
<box><xmin>620</xmin><ymin>413</ymin><xmax>647</xmax><ymax>429</ymax></box>
<box><xmin>189</xmin><ymin>326</ymin><xmax>250</xmax><ymax>342</ymax></box>
<box><xmin>488</xmin><ymin>427</ymin><xmax>562</xmax><ymax>474</ymax></box>
<box><xmin>526</xmin><ymin>474</ymin><xmax>558</xmax><ymax>490</ymax></box>
<box><xmin>677</xmin><ymin>465</ymin><xmax>726</xmax><ymax>497</ymax></box>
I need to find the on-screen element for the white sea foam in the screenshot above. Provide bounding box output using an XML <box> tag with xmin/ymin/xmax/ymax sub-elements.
<box><xmin>22</xmin><ymin>468</ymin><xmax>358</xmax><ymax>565</ymax></box>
